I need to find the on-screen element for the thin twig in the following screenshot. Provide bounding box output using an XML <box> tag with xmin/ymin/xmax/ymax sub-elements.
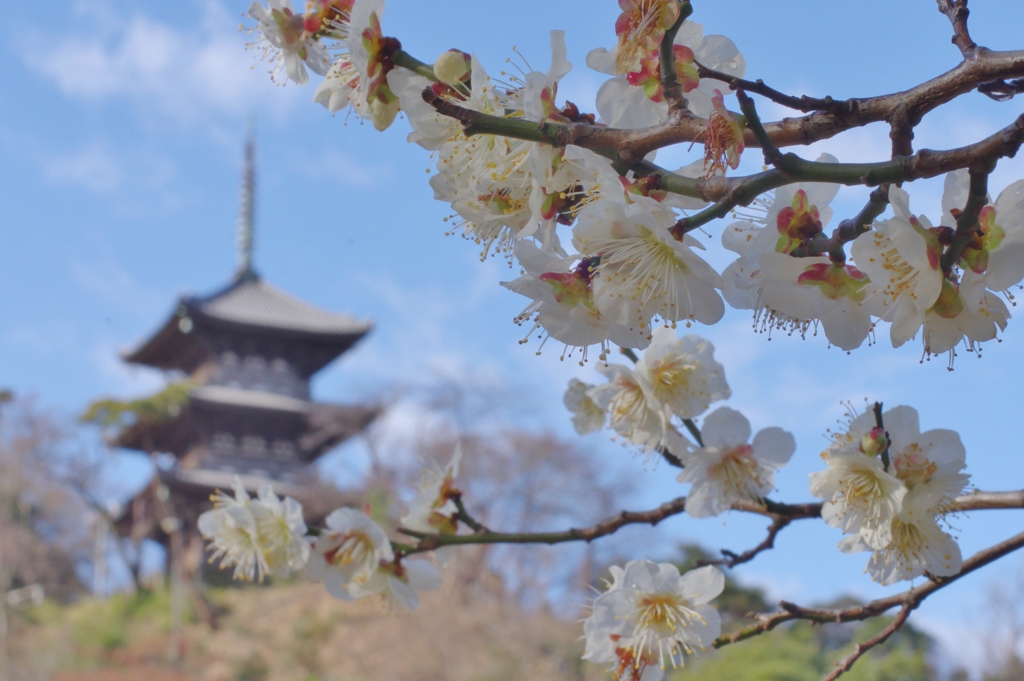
<box><xmin>682</xmin><ymin>419</ymin><xmax>704</xmax><ymax>448</ymax></box>
<box><xmin>795</xmin><ymin>186</ymin><xmax>890</xmax><ymax>261</ymax></box>
<box><xmin>698</xmin><ymin>517</ymin><xmax>793</xmax><ymax>569</ymax></box>
<box><xmin>735</xmin><ymin>90</ymin><xmax>784</xmax><ymax>168</ymax></box>
<box><xmin>936</xmin><ymin>0</ymin><xmax>978</xmax><ymax>58</ymax></box>
<box><xmin>452</xmin><ymin>493</ymin><xmax>489</xmax><ymax>534</ymax></box>
<box><xmin>821</xmin><ymin>603</ymin><xmax>914</xmax><ymax>681</ymax></box>
<box><xmin>872</xmin><ymin>401</ymin><xmax>891</xmax><ymax>472</ymax></box>
<box><xmin>694</xmin><ymin>61</ymin><xmax>842</xmax><ymax>114</ymax></box>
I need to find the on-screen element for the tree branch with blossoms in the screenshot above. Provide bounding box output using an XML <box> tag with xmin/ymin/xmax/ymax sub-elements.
<box><xmin>716</xmin><ymin>528</ymin><xmax>1024</xmax><ymax>651</ymax></box>
<box><xmin>213</xmin><ymin>0</ymin><xmax>1024</xmax><ymax>678</ymax></box>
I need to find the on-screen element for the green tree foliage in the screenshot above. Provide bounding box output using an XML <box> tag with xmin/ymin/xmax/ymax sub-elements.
<box><xmin>80</xmin><ymin>381</ymin><xmax>191</xmax><ymax>439</ymax></box>
<box><xmin>670</xmin><ymin>545</ymin><xmax>935</xmax><ymax>680</ymax></box>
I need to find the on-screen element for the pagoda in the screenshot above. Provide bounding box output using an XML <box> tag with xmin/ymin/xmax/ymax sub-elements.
<box><xmin>112</xmin><ymin>137</ymin><xmax>376</xmax><ymax>589</ymax></box>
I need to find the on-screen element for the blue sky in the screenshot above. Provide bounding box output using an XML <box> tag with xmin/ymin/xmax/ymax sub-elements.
<box><xmin>5</xmin><ymin>0</ymin><xmax>1024</xmax><ymax>672</ymax></box>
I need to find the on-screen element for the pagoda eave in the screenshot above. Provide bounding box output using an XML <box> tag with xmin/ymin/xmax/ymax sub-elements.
<box><xmin>123</xmin><ymin>307</ymin><xmax>372</xmax><ymax>376</ymax></box>
<box><xmin>114</xmin><ymin>387</ymin><xmax>378</xmax><ymax>463</ymax></box>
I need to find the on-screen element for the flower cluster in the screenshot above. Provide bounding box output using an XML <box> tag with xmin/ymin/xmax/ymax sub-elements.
<box><xmin>566</xmin><ymin>327</ymin><xmax>730</xmax><ymax>454</ymax></box>
<box><xmin>198</xmin><ymin>449</ymin><xmax>463</xmax><ymax>610</ymax></box>
<box><xmin>809</xmin><ymin>405</ymin><xmax>969</xmax><ymax>585</ymax></box>
<box><xmin>584</xmin><ymin>560</ymin><xmax>725</xmax><ymax>680</ymax></box>
<box><xmin>246</xmin><ymin>0</ymin><xmax>1024</xmax><ymax>364</ymax></box>
<box><xmin>198</xmin><ymin>480</ymin><xmax>309</xmax><ymax>581</ymax></box>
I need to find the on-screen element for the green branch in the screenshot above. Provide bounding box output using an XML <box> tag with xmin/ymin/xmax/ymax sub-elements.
<box><xmin>392</xmin><ymin>49</ymin><xmax>438</xmax><ymax>82</ymax></box>
<box><xmin>671</xmin><ymin>170</ymin><xmax>792</xmax><ymax>237</ymax></box>
<box><xmin>872</xmin><ymin>401</ymin><xmax>892</xmax><ymax>472</ymax></box>
<box><xmin>420</xmin><ymin>86</ymin><xmax>564</xmax><ymax>143</ymax></box>
<box><xmin>683</xmin><ymin>418</ymin><xmax>704</xmax><ymax>447</ymax></box>
<box><xmin>940</xmin><ymin>166</ymin><xmax>992</xmax><ymax>273</ymax></box>
<box><xmin>659</xmin><ymin>1</ymin><xmax>693</xmax><ymax>107</ymax></box>
<box><xmin>735</xmin><ymin>90</ymin><xmax>784</xmax><ymax>168</ymax></box>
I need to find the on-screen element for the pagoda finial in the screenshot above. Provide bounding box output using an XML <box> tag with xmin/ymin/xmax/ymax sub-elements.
<box><xmin>236</xmin><ymin>123</ymin><xmax>257</xmax><ymax>281</ymax></box>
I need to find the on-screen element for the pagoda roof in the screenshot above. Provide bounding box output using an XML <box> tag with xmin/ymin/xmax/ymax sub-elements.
<box><xmin>123</xmin><ymin>274</ymin><xmax>373</xmax><ymax>373</ymax></box>
<box><xmin>190</xmin><ymin>275</ymin><xmax>371</xmax><ymax>336</ymax></box>
<box><xmin>113</xmin><ymin>385</ymin><xmax>380</xmax><ymax>461</ymax></box>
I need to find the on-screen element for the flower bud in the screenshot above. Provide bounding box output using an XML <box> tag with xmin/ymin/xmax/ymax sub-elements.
<box><xmin>860</xmin><ymin>427</ymin><xmax>889</xmax><ymax>457</ymax></box>
<box><xmin>434</xmin><ymin>49</ymin><xmax>471</xmax><ymax>87</ymax></box>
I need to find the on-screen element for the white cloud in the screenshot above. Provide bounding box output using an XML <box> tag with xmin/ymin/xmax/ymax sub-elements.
<box><xmin>90</xmin><ymin>340</ymin><xmax>166</xmax><ymax>398</ymax></box>
<box><xmin>42</xmin><ymin>143</ymin><xmax>124</xmax><ymax>193</ymax></box>
<box><xmin>24</xmin><ymin>0</ymin><xmax>303</xmax><ymax>127</ymax></box>
<box><xmin>69</xmin><ymin>240</ymin><xmax>167</xmax><ymax>322</ymax></box>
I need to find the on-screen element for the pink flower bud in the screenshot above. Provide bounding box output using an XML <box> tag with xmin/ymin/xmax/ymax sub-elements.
<box><xmin>860</xmin><ymin>427</ymin><xmax>889</xmax><ymax>457</ymax></box>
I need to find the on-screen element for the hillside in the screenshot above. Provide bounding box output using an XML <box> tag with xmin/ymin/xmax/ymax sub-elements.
<box><xmin>9</xmin><ymin>581</ymin><xmax>604</xmax><ymax>681</ymax></box>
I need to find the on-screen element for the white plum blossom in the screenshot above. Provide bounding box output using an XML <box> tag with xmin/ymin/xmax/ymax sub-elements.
<box><xmin>677</xmin><ymin>407</ymin><xmax>795</xmax><ymax>518</ymax></box>
<box><xmin>574</xmin><ymin>197</ymin><xmax>725</xmax><ymax>331</ymax></box>
<box><xmin>885</xmin><ymin>406</ymin><xmax>970</xmax><ymax>514</ymax></box>
<box><xmin>757</xmin><ymin>254</ymin><xmax>873</xmax><ymax>351</ymax></box>
<box><xmin>344</xmin><ymin>0</ymin><xmax>401</xmax><ymax>130</ymax></box>
<box><xmin>633</xmin><ymin>328</ymin><xmax>730</xmax><ymax>420</ymax></box>
<box><xmin>521</xmin><ymin>30</ymin><xmax>573</xmax><ymax>123</ymax></box>
<box><xmin>851</xmin><ymin>186</ymin><xmax>944</xmax><ymax>349</ymax></box>
<box><xmin>957</xmin><ymin>176</ymin><xmax>1024</xmax><ymax>293</ymax></box>
<box><xmin>248</xmin><ymin>0</ymin><xmax>333</xmax><ymax>86</ymax></box>
<box><xmin>564</xmin><ymin>378</ymin><xmax>606</xmax><ymax>435</ymax></box>
<box><xmin>584</xmin><ymin>560</ymin><xmax>724</xmax><ymax>676</ymax></box>
<box><xmin>919</xmin><ymin>277</ymin><xmax>1009</xmax><ymax>361</ymax></box>
<box><xmin>810</xmin><ymin>450</ymin><xmax>907</xmax><ymax>550</ymax></box>
<box><xmin>841</xmin><ymin>510</ymin><xmax>962</xmax><ymax>586</ymax></box>
<box><xmin>198</xmin><ymin>479</ymin><xmax>310</xmax><ymax>581</ymax></box>
<box><xmin>305</xmin><ymin>507</ymin><xmax>393</xmax><ymax>600</ymax></box>
<box><xmin>502</xmin><ymin>240</ymin><xmax>650</xmax><ymax>361</ymax></box>
<box><xmin>348</xmin><ymin>557</ymin><xmax>442</xmax><ymax>611</ymax></box>
<box><xmin>588</xmin><ymin>19</ymin><xmax>745</xmax><ymax>128</ymax></box>
<box><xmin>588</xmin><ymin>363</ymin><xmax>672</xmax><ymax>452</ymax></box>
<box><xmin>400</xmin><ymin>444</ymin><xmax>462</xmax><ymax>535</ymax></box>
<box><xmin>313</xmin><ymin>57</ymin><xmax>365</xmax><ymax>114</ymax></box>
<box><xmin>527</xmin><ymin>144</ymin><xmax>626</xmax><ymax>242</ymax></box>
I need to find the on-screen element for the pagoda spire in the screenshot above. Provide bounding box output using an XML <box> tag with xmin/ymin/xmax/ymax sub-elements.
<box><xmin>236</xmin><ymin>127</ymin><xmax>257</xmax><ymax>281</ymax></box>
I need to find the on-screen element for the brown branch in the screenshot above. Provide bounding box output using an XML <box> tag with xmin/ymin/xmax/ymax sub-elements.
<box><xmin>978</xmin><ymin>78</ymin><xmax>1024</xmax><ymax>101</ymax></box>
<box><xmin>452</xmin><ymin>493</ymin><xmax>490</xmax><ymax>534</ymax></box>
<box><xmin>936</xmin><ymin>0</ymin><xmax>978</xmax><ymax>58</ymax></box>
<box><xmin>694</xmin><ymin>61</ymin><xmax>843</xmax><ymax>114</ymax></box>
<box><xmin>614</xmin><ymin>46</ymin><xmax>1024</xmax><ymax>155</ymax></box>
<box><xmin>697</xmin><ymin>516</ymin><xmax>793</xmax><ymax>569</ymax></box>
<box><xmin>670</xmin><ymin>112</ymin><xmax>1024</xmax><ymax>233</ymax></box>
<box><xmin>821</xmin><ymin>603</ymin><xmax>914</xmax><ymax>681</ymax></box>
<box><xmin>399</xmin><ymin>495</ymin><xmax>690</xmax><ymax>554</ymax></box>
<box><xmin>796</xmin><ymin>186</ymin><xmax>890</xmax><ymax>261</ymax></box>
<box><xmin>951</xmin><ymin>488</ymin><xmax>1024</xmax><ymax>510</ymax></box>
<box><xmin>398</xmin><ymin>488</ymin><xmax>1024</xmax><ymax>556</ymax></box>
<box><xmin>716</xmin><ymin>527</ymin><xmax>1024</xmax><ymax>650</ymax></box>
